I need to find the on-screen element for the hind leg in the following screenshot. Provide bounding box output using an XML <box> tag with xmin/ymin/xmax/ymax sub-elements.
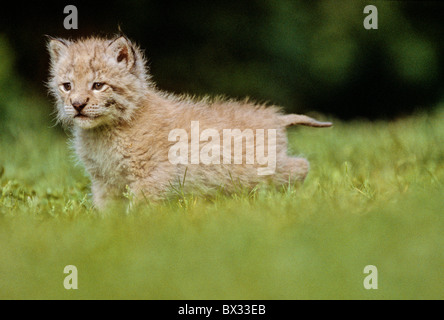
<box><xmin>280</xmin><ymin>157</ymin><xmax>310</xmax><ymax>183</ymax></box>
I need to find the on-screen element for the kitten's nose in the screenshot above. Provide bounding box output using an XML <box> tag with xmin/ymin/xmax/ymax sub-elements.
<box><xmin>72</xmin><ymin>100</ymin><xmax>88</xmax><ymax>112</ymax></box>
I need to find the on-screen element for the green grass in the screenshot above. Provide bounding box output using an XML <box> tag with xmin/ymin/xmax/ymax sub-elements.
<box><xmin>0</xmin><ymin>102</ymin><xmax>443</xmax><ymax>300</ymax></box>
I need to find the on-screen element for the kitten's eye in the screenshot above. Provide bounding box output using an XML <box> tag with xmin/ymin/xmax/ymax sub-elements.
<box><xmin>92</xmin><ymin>82</ymin><xmax>105</xmax><ymax>91</ymax></box>
<box><xmin>61</xmin><ymin>83</ymin><xmax>71</xmax><ymax>92</ymax></box>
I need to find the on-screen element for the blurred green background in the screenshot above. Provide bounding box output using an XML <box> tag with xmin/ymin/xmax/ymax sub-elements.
<box><xmin>1</xmin><ymin>0</ymin><xmax>443</xmax><ymax>122</ymax></box>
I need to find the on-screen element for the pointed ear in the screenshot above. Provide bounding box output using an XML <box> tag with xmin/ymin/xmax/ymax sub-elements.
<box><xmin>107</xmin><ymin>36</ymin><xmax>136</xmax><ymax>69</ymax></box>
<box><xmin>47</xmin><ymin>37</ymin><xmax>70</xmax><ymax>62</ymax></box>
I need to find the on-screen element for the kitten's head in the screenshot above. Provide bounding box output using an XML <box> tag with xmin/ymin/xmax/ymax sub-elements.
<box><xmin>48</xmin><ymin>36</ymin><xmax>150</xmax><ymax>129</ymax></box>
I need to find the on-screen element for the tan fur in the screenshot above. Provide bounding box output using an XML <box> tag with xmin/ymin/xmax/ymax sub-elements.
<box><xmin>47</xmin><ymin>35</ymin><xmax>332</xmax><ymax>210</ymax></box>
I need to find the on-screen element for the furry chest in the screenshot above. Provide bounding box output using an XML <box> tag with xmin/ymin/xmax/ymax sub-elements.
<box><xmin>75</xmin><ymin>135</ymin><xmax>131</xmax><ymax>186</ymax></box>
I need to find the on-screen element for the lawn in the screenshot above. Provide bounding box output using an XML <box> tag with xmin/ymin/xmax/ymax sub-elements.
<box><xmin>0</xmin><ymin>99</ymin><xmax>443</xmax><ymax>300</ymax></box>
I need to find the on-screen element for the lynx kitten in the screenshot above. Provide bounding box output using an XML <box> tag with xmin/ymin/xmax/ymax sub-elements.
<box><xmin>48</xmin><ymin>35</ymin><xmax>331</xmax><ymax>210</ymax></box>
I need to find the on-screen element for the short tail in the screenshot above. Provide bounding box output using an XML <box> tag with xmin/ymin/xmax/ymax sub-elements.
<box><xmin>279</xmin><ymin>114</ymin><xmax>332</xmax><ymax>128</ymax></box>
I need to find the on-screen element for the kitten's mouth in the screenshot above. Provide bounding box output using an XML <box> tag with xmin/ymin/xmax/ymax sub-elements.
<box><xmin>74</xmin><ymin>113</ymin><xmax>98</xmax><ymax>119</ymax></box>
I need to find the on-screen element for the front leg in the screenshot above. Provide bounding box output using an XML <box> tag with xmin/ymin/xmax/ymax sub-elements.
<box><xmin>128</xmin><ymin>179</ymin><xmax>168</xmax><ymax>205</ymax></box>
<box><xmin>91</xmin><ymin>179</ymin><xmax>124</xmax><ymax>212</ymax></box>
<box><xmin>127</xmin><ymin>163</ymin><xmax>177</xmax><ymax>206</ymax></box>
